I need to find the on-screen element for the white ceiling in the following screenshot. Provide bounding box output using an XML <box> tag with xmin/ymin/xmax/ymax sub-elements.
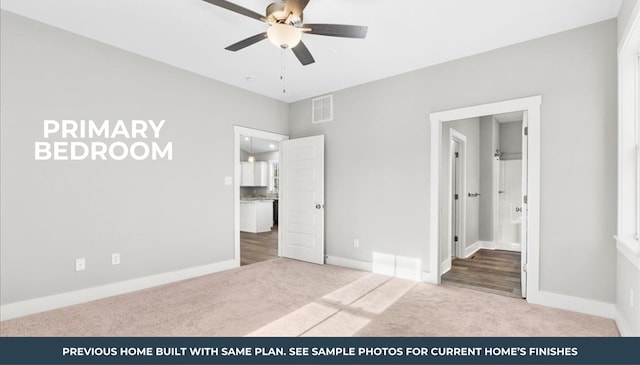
<box><xmin>1</xmin><ymin>0</ymin><xmax>622</xmax><ymax>102</ymax></box>
<box><xmin>494</xmin><ymin>111</ymin><xmax>524</xmax><ymax>123</ymax></box>
<box><xmin>240</xmin><ymin>136</ymin><xmax>279</xmax><ymax>154</ymax></box>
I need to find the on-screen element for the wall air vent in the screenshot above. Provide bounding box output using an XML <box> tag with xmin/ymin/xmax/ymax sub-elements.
<box><xmin>312</xmin><ymin>94</ymin><xmax>333</xmax><ymax>123</ymax></box>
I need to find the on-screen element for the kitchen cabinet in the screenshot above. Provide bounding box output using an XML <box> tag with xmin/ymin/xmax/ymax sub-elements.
<box><xmin>240</xmin><ymin>200</ymin><xmax>273</xmax><ymax>233</ymax></box>
<box><xmin>240</xmin><ymin>161</ymin><xmax>268</xmax><ymax>187</ymax></box>
<box><xmin>240</xmin><ymin>162</ymin><xmax>254</xmax><ymax>186</ymax></box>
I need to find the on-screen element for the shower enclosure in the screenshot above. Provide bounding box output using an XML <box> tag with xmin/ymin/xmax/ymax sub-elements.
<box><xmin>495</xmin><ymin>155</ymin><xmax>522</xmax><ymax>251</ymax></box>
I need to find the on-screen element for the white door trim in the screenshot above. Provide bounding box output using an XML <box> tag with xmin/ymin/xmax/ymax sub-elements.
<box><xmin>428</xmin><ymin>96</ymin><xmax>542</xmax><ymax>302</ymax></box>
<box><xmin>447</xmin><ymin>128</ymin><xmax>467</xmax><ymax>264</ymax></box>
<box><xmin>521</xmin><ymin>112</ymin><xmax>529</xmax><ymax>298</ymax></box>
<box><xmin>492</xmin><ymin>153</ymin><xmax>500</xmax><ymax>249</ymax></box>
<box><xmin>233</xmin><ymin>126</ymin><xmax>288</xmax><ymax>267</ymax></box>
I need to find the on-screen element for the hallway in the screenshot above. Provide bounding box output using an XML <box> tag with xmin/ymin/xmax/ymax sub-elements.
<box><xmin>442</xmin><ymin>249</ymin><xmax>522</xmax><ymax>299</ymax></box>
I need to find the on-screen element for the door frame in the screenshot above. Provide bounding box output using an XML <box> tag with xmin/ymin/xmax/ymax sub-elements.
<box><xmin>233</xmin><ymin>126</ymin><xmax>288</xmax><ymax>267</ymax></box>
<box><xmin>446</xmin><ymin>128</ymin><xmax>467</xmax><ymax>267</ymax></box>
<box><xmin>428</xmin><ymin>96</ymin><xmax>542</xmax><ymax>301</ymax></box>
<box><xmin>521</xmin><ymin>112</ymin><xmax>529</xmax><ymax>297</ymax></box>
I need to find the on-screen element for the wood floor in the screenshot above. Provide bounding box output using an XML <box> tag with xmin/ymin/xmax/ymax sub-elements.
<box><xmin>441</xmin><ymin>249</ymin><xmax>523</xmax><ymax>299</ymax></box>
<box><xmin>240</xmin><ymin>226</ymin><xmax>278</xmax><ymax>266</ymax></box>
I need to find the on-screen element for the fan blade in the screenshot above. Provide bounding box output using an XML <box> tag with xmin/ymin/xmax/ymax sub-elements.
<box><xmin>303</xmin><ymin>23</ymin><xmax>368</xmax><ymax>38</ymax></box>
<box><xmin>201</xmin><ymin>0</ymin><xmax>264</xmax><ymax>22</ymax></box>
<box><xmin>225</xmin><ymin>32</ymin><xmax>268</xmax><ymax>51</ymax></box>
<box><xmin>291</xmin><ymin>41</ymin><xmax>315</xmax><ymax>66</ymax></box>
<box><xmin>284</xmin><ymin>0</ymin><xmax>310</xmax><ymax>19</ymax></box>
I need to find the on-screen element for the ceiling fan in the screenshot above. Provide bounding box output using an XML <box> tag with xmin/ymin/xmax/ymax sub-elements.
<box><xmin>202</xmin><ymin>0</ymin><xmax>368</xmax><ymax>66</ymax></box>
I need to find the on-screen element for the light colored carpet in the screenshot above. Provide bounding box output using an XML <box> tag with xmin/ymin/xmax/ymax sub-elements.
<box><xmin>0</xmin><ymin>258</ymin><xmax>619</xmax><ymax>337</ymax></box>
<box><xmin>355</xmin><ymin>283</ymin><xmax>618</xmax><ymax>337</ymax></box>
<box><xmin>0</xmin><ymin>259</ymin><xmax>364</xmax><ymax>336</ymax></box>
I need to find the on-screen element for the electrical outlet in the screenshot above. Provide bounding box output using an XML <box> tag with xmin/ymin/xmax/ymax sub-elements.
<box><xmin>75</xmin><ymin>258</ymin><xmax>86</xmax><ymax>271</ymax></box>
<box><xmin>224</xmin><ymin>176</ymin><xmax>232</xmax><ymax>186</ymax></box>
<box><xmin>112</xmin><ymin>253</ymin><xmax>121</xmax><ymax>265</ymax></box>
<box><xmin>353</xmin><ymin>239</ymin><xmax>359</xmax><ymax>248</ymax></box>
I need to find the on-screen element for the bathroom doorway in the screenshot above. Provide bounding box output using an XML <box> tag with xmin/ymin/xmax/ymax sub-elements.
<box><xmin>439</xmin><ymin>113</ymin><xmax>526</xmax><ymax>298</ymax></box>
<box><xmin>430</xmin><ymin>95</ymin><xmax>542</xmax><ymax>300</ymax></box>
<box><xmin>493</xmin><ymin>113</ymin><xmax>526</xmax><ymax>254</ymax></box>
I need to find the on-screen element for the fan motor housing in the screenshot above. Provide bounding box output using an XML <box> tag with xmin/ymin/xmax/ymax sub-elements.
<box><xmin>266</xmin><ymin>2</ymin><xmax>302</xmax><ymax>25</ymax></box>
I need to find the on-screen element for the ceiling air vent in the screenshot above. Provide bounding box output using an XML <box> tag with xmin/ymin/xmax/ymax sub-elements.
<box><xmin>312</xmin><ymin>94</ymin><xmax>333</xmax><ymax>124</ymax></box>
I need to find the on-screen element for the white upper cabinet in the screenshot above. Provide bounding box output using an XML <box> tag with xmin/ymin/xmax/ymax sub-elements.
<box><xmin>241</xmin><ymin>161</ymin><xmax>268</xmax><ymax>187</ymax></box>
<box><xmin>253</xmin><ymin>161</ymin><xmax>268</xmax><ymax>187</ymax></box>
<box><xmin>241</xmin><ymin>162</ymin><xmax>254</xmax><ymax>186</ymax></box>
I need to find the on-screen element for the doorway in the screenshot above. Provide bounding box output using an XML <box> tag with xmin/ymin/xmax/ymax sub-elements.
<box><xmin>440</xmin><ymin>114</ymin><xmax>526</xmax><ymax>298</ymax></box>
<box><xmin>234</xmin><ymin>126</ymin><xmax>288</xmax><ymax>267</ymax></box>
<box><xmin>448</xmin><ymin>129</ymin><xmax>467</xmax><ymax>264</ymax></box>
<box><xmin>239</xmin><ymin>134</ymin><xmax>281</xmax><ymax>266</ymax></box>
<box><xmin>451</xmin><ymin>139</ymin><xmax>461</xmax><ymax>258</ymax></box>
<box><xmin>428</xmin><ymin>96</ymin><xmax>541</xmax><ymax>301</ymax></box>
<box><xmin>234</xmin><ymin>127</ymin><xmax>326</xmax><ymax>267</ymax></box>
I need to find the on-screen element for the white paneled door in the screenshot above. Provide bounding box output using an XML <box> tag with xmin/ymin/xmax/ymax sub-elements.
<box><xmin>280</xmin><ymin>135</ymin><xmax>325</xmax><ymax>265</ymax></box>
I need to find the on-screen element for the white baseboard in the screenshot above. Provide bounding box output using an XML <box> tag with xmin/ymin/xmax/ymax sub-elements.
<box><xmin>494</xmin><ymin>241</ymin><xmax>521</xmax><ymax>252</ymax></box>
<box><xmin>324</xmin><ymin>256</ymin><xmax>619</xmax><ymax>324</ymax></box>
<box><xmin>463</xmin><ymin>241</ymin><xmax>483</xmax><ymax>257</ymax></box>
<box><xmin>464</xmin><ymin>241</ymin><xmax>520</xmax><ymax>257</ymax></box>
<box><xmin>615</xmin><ymin>308</ymin><xmax>635</xmax><ymax>336</ymax></box>
<box><xmin>527</xmin><ymin>290</ymin><xmax>615</xmax><ymax>319</ymax></box>
<box><xmin>326</xmin><ymin>255</ymin><xmax>372</xmax><ymax>272</ymax></box>
<box><xmin>326</xmin><ymin>255</ymin><xmax>422</xmax><ymax>281</ymax></box>
<box><xmin>0</xmin><ymin>259</ymin><xmax>237</xmax><ymax>321</ymax></box>
<box><xmin>440</xmin><ymin>259</ymin><xmax>451</xmax><ymax>274</ymax></box>
<box><xmin>422</xmin><ymin>270</ymin><xmax>438</xmax><ymax>284</ymax></box>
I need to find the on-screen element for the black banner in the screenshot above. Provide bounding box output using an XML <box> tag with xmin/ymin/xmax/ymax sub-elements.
<box><xmin>0</xmin><ymin>337</ymin><xmax>638</xmax><ymax>365</ymax></box>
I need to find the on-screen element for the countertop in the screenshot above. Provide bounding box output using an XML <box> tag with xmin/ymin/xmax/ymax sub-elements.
<box><xmin>240</xmin><ymin>197</ymin><xmax>277</xmax><ymax>203</ymax></box>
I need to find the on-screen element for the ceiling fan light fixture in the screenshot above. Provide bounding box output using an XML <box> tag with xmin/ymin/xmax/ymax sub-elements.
<box><xmin>210</xmin><ymin>0</ymin><xmax>368</xmax><ymax>66</ymax></box>
<box><xmin>267</xmin><ymin>23</ymin><xmax>302</xmax><ymax>49</ymax></box>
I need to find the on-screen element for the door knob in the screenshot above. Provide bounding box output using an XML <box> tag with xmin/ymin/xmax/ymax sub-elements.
<box><xmin>316</xmin><ymin>204</ymin><xmax>323</xmax><ymax>209</ymax></box>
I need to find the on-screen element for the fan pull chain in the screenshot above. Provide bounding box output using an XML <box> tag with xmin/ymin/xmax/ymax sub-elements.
<box><xmin>280</xmin><ymin>48</ymin><xmax>286</xmax><ymax>94</ymax></box>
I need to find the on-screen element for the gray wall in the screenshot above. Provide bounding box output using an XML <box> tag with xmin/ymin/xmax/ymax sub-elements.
<box><xmin>440</xmin><ymin>118</ymin><xmax>480</xmax><ymax>260</ymax></box>
<box><xmin>478</xmin><ymin>116</ymin><xmax>499</xmax><ymax>242</ymax></box>
<box><xmin>289</xmin><ymin>20</ymin><xmax>617</xmax><ymax>303</ymax></box>
<box><xmin>240</xmin><ymin>149</ymin><xmax>250</xmax><ymax>161</ymax></box>
<box><xmin>0</xmin><ymin>11</ymin><xmax>289</xmax><ymax>304</ymax></box>
<box><xmin>499</xmin><ymin>121</ymin><xmax>523</xmax><ymax>158</ymax></box>
<box><xmin>254</xmin><ymin>151</ymin><xmax>280</xmax><ymax>162</ymax></box>
<box><xmin>239</xmin><ymin>150</ymin><xmax>279</xmax><ymax>162</ymax></box>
